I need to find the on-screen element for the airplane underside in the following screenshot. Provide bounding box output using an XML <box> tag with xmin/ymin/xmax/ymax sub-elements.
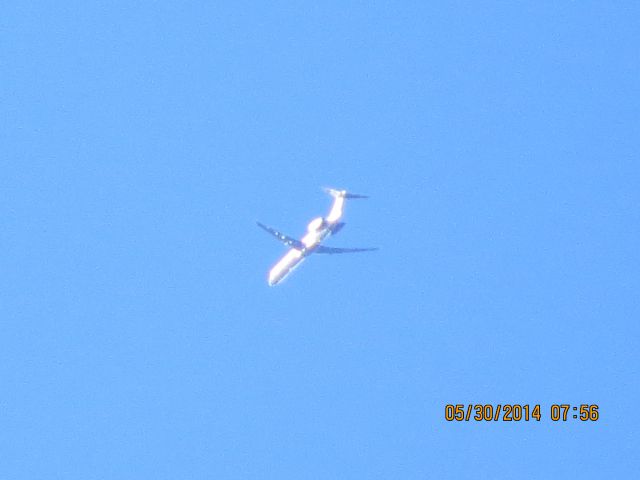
<box><xmin>258</xmin><ymin>188</ymin><xmax>377</xmax><ymax>286</ymax></box>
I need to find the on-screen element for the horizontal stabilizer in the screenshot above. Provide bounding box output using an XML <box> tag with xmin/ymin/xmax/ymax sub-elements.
<box><xmin>256</xmin><ymin>222</ymin><xmax>305</xmax><ymax>250</ymax></box>
<box><xmin>315</xmin><ymin>246</ymin><xmax>378</xmax><ymax>254</ymax></box>
<box><xmin>323</xmin><ymin>187</ymin><xmax>369</xmax><ymax>199</ymax></box>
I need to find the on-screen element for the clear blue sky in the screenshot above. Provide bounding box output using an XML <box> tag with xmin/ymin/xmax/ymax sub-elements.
<box><xmin>2</xmin><ymin>1</ymin><xmax>639</xmax><ymax>478</ymax></box>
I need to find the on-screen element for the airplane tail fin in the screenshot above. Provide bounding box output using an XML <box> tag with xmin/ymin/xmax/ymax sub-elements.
<box><xmin>323</xmin><ymin>187</ymin><xmax>368</xmax><ymax>199</ymax></box>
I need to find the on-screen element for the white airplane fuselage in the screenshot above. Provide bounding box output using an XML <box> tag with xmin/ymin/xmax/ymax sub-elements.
<box><xmin>267</xmin><ymin>193</ymin><xmax>347</xmax><ymax>286</ymax></box>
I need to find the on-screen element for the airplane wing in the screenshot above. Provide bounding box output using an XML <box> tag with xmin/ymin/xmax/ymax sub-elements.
<box><xmin>315</xmin><ymin>246</ymin><xmax>378</xmax><ymax>254</ymax></box>
<box><xmin>256</xmin><ymin>222</ymin><xmax>305</xmax><ymax>250</ymax></box>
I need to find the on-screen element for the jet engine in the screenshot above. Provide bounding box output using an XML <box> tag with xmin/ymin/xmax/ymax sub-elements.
<box><xmin>307</xmin><ymin>217</ymin><xmax>325</xmax><ymax>232</ymax></box>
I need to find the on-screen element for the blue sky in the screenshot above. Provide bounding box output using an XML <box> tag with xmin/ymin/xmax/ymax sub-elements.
<box><xmin>2</xmin><ymin>1</ymin><xmax>639</xmax><ymax>478</ymax></box>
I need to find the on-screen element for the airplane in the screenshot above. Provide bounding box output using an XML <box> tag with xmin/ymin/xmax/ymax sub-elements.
<box><xmin>257</xmin><ymin>188</ymin><xmax>378</xmax><ymax>286</ymax></box>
